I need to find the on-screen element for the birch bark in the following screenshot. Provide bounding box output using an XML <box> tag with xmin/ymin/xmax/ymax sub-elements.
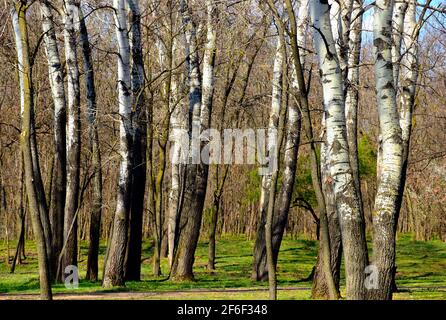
<box><xmin>370</xmin><ymin>0</ymin><xmax>404</xmax><ymax>300</ymax></box>
<box><xmin>61</xmin><ymin>0</ymin><xmax>81</xmax><ymax>277</ymax></box>
<box><xmin>168</xmin><ymin>37</ymin><xmax>187</xmax><ymax>268</ymax></box>
<box><xmin>40</xmin><ymin>0</ymin><xmax>67</xmax><ymax>271</ymax></box>
<box><xmin>170</xmin><ymin>0</ymin><xmax>206</xmax><ymax>280</ymax></box>
<box><xmin>103</xmin><ymin>0</ymin><xmax>133</xmax><ymax>288</ymax></box>
<box><xmin>311</xmin><ymin>0</ymin><xmax>368</xmax><ymax>300</ymax></box>
<box><xmin>253</xmin><ymin>35</ymin><xmax>283</xmax><ymax>282</ymax></box>
<box><xmin>171</xmin><ymin>0</ymin><xmax>217</xmax><ymax>280</ymax></box>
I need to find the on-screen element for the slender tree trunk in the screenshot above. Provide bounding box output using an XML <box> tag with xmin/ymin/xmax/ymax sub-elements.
<box><xmin>252</xmin><ymin>35</ymin><xmax>283</xmax><ymax>282</ymax></box>
<box><xmin>11</xmin><ymin>160</ymin><xmax>26</xmax><ymax>273</ymax></box>
<box><xmin>40</xmin><ymin>0</ymin><xmax>67</xmax><ymax>278</ymax></box>
<box><xmin>273</xmin><ymin>0</ymin><xmax>339</xmax><ymax>300</ymax></box>
<box><xmin>60</xmin><ymin>0</ymin><xmax>81</xmax><ymax>279</ymax></box>
<box><xmin>77</xmin><ymin>4</ymin><xmax>103</xmax><ymax>282</ymax></box>
<box><xmin>168</xmin><ymin>37</ymin><xmax>187</xmax><ymax>268</ymax></box>
<box><xmin>310</xmin><ymin>0</ymin><xmax>368</xmax><ymax>300</ymax></box>
<box><xmin>103</xmin><ymin>0</ymin><xmax>133</xmax><ymax>288</ymax></box>
<box><xmin>369</xmin><ymin>0</ymin><xmax>404</xmax><ymax>300</ymax></box>
<box><xmin>171</xmin><ymin>0</ymin><xmax>216</xmax><ymax>280</ymax></box>
<box><xmin>396</xmin><ymin>0</ymin><xmax>422</xmax><ymax>228</ymax></box>
<box><xmin>12</xmin><ymin>1</ymin><xmax>52</xmax><ymax>299</ymax></box>
<box><xmin>312</xmin><ymin>116</ymin><xmax>342</xmax><ymax>299</ymax></box>
<box><xmin>125</xmin><ymin>0</ymin><xmax>147</xmax><ymax>281</ymax></box>
<box><xmin>392</xmin><ymin>1</ymin><xmax>408</xmax><ymax>89</ymax></box>
<box><xmin>252</xmin><ymin>0</ymin><xmax>304</xmax><ymax>282</ymax></box>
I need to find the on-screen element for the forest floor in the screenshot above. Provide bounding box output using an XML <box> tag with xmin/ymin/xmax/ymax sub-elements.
<box><xmin>0</xmin><ymin>234</ymin><xmax>445</xmax><ymax>300</ymax></box>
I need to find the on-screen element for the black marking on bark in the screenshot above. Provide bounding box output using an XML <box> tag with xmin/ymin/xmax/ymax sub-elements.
<box><xmin>383</xmin><ymin>81</ymin><xmax>394</xmax><ymax>90</ymax></box>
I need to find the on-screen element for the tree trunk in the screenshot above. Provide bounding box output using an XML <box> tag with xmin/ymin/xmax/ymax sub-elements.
<box><xmin>369</xmin><ymin>0</ymin><xmax>404</xmax><ymax>300</ymax></box>
<box><xmin>171</xmin><ymin>0</ymin><xmax>216</xmax><ymax>280</ymax></box>
<box><xmin>168</xmin><ymin>37</ymin><xmax>187</xmax><ymax>268</ymax></box>
<box><xmin>40</xmin><ymin>0</ymin><xmax>67</xmax><ymax>278</ymax></box>
<box><xmin>252</xmin><ymin>0</ymin><xmax>304</xmax><ymax>282</ymax></box>
<box><xmin>12</xmin><ymin>1</ymin><xmax>52</xmax><ymax>299</ymax></box>
<box><xmin>125</xmin><ymin>0</ymin><xmax>147</xmax><ymax>281</ymax></box>
<box><xmin>78</xmin><ymin>4</ymin><xmax>103</xmax><ymax>282</ymax></box>
<box><xmin>310</xmin><ymin>0</ymin><xmax>368</xmax><ymax>300</ymax></box>
<box><xmin>102</xmin><ymin>0</ymin><xmax>133</xmax><ymax>288</ymax></box>
<box><xmin>252</xmin><ymin>35</ymin><xmax>283</xmax><ymax>282</ymax></box>
<box><xmin>312</xmin><ymin>117</ymin><xmax>342</xmax><ymax>299</ymax></box>
<box><xmin>60</xmin><ymin>0</ymin><xmax>81</xmax><ymax>279</ymax></box>
<box><xmin>276</xmin><ymin>0</ymin><xmax>339</xmax><ymax>300</ymax></box>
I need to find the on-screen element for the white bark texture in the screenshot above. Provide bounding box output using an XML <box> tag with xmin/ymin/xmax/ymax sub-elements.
<box><xmin>259</xmin><ymin>36</ymin><xmax>283</xmax><ymax>232</ymax></box>
<box><xmin>370</xmin><ymin>0</ymin><xmax>404</xmax><ymax>300</ymax></box>
<box><xmin>103</xmin><ymin>0</ymin><xmax>133</xmax><ymax>288</ymax></box>
<box><xmin>400</xmin><ymin>0</ymin><xmax>418</xmax><ymax>146</ymax></box>
<box><xmin>167</xmin><ymin>35</ymin><xmax>187</xmax><ymax>267</ymax></box>
<box><xmin>311</xmin><ymin>0</ymin><xmax>368</xmax><ymax>300</ymax></box>
<box><xmin>392</xmin><ymin>1</ymin><xmax>408</xmax><ymax>89</ymax></box>
<box><xmin>345</xmin><ymin>0</ymin><xmax>364</xmax><ymax>210</ymax></box>
<box><xmin>62</xmin><ymin>0</ymin><xmax>81</xmax><ymax>272</ymax></box>
<box><xmin>40</xmin><ymin>1</ymin><xmax>67</xmax><ymax>265</ymax></box>
<box><xmin>171</xmin><ymin>0</ymin><xmax>206</xmax><ymax>280</ymax></box>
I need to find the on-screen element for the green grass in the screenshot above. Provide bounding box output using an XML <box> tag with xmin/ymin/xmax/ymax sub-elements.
<box><xmin>0</xmin><ymin>234</ymin><xmax>445</xmax><ymax>299</ymax></box>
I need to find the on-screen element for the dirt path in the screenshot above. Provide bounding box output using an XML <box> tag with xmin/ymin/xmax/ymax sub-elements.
<box><xmin>1</xmin><ymin>286</ymin><xmax>445</xmax><ymax>300</ymax></box>
<box><xmin>0</xmin><ymin>287</ymin><xmax>310</xmax><ymax>300</ymax></box>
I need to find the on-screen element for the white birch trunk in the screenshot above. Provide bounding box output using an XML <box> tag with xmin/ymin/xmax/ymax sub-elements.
<box><xmin>296</xmin><ymin>0</ymin><xmax>310</xmax><ymax>65</ymax></box>
<box><xmin>345</xmin><ymin>0</ymin><xmax>364</xmax><ymax>209</ymax></box>
<box><xmin>167</xmin><ymin>26</ymin><xmax>188</xmax><ymax>265</ymax></box>
<box><xmin>392</xmin><ymin>1</ymin><xmax>408</xmax><ymax>89</ymax></box>
<box><xmin>103</xmin><ymin>0</ymin><xmax>133</xmax><ymax>288</ymax></box>
<box><xmin>400</xmin><ymin>0</ymin><xmax>417</xmax><ymax>146</ymax></box>
<box><xmin>259</xmin><ymin>36</ymin><xmax>283</xmax><ymax>233</ymax></box>
<box><xmin>171</xmin><ymin>0</ymin><xmax>204</xmax><ymax>280</ymax></box>
<box><xmin>40</xmin><ymin>1</ymin><xmax>67</xmax><ymax>264</ymax></box>
<box><xmin>167</xmin><ymin>35</ymin><xmax>187</xmax><ymax>267</ymax></box>
<box><xmin>370</xmin><ymin>0</ymin><xmax>404</xmax><ymax>300</ymax></box>
<box><xmin>61</xmin><ymin>0</ymin><xmax>81</xmax><ymax>272</ymax></box>
<box><xmin>311</xmin><ymin>0</ymin><xmax>368</xmax><ymax>300</ymax></box>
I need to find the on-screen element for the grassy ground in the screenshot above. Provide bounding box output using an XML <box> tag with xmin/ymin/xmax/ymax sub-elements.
<box><xmin>0</xmin><ymin>234</ymin><xmax>445</xmax><ymax>300</ymax></box>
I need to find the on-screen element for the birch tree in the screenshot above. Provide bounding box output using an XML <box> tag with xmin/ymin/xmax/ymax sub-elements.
<box><xmin>103</xmin><ymin>0</ymin><xmax>133</xmax><ymax>288</ymax></box>
<box><xmin>369</xmin><ymin>0</ymin><xmax>428</xmax><ymax>300</ymax></box>
<box><xmin>168</xmin><ymin>36</ymin><xmax>187</xmax><ymax>268</ymax></box>
<box><xmin>369</xmin><ymin>0</ymin><xmax>404</xmax><ymax>300</ymax></box>
<box><xmin>171</xmin><ymin>0</ymin><xmax>216</xmax><ymax>280</ymax></box>
<box><xmin>310</xmin><ymin>0</ymin><xmax>368</xmax><ymax>300</ymax></box>
<box><xmin>396</xmin><ymin>0</ymin><xmax>429</xmax><ymax>222</ymax></box>
<box><xmin>252</xmin><ymin>34</ymin><xmax>283</xmax><ymax>282</ymax></box>
<box><xmin>77</xmin><ymin>3</ymin><xmax>103</xmax><ymax>282</ymax></box>
<box><xmin>345</xmin><ymin>0</ymin><xmax>364</xmax><ymax>210</ymax></box>
<box><xmin>12</xmin><ymin>0</ymin><xmax>52</xmax><ymax>299</ymax></box>
<box><xmin>312</xmin><ymin>115</ymin><xmax>343</xmax><ymax>298</ymax></box>
<box><xmin>40</xmin><ymin>0</ymin><xmax>67</xmax><ymax>273</ymax></box>
<box><xmin>313</xmin><ymin>0</ymin><xmax>365</xmax><ymax>299</ymax></box>
<box><xmin>60</xmin><ymin>0</ymin><xmax>81</xmax><ymax>278</ymax></box>
<box><xmin>252</xmin><ymin>0</ymin><xmax>305</xmax><ymax>283</ymax></box>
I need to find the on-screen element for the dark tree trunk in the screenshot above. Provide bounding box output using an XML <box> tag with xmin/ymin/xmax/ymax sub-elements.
<box><xmin>78</xmin><ymin>7</ymin><xmax>103</xmax><ymax>282</ymax></box>
<box><xmin>125</xmin><ymin>0</ymin><xmax>147</xmax><ymax>281</ymax></box>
